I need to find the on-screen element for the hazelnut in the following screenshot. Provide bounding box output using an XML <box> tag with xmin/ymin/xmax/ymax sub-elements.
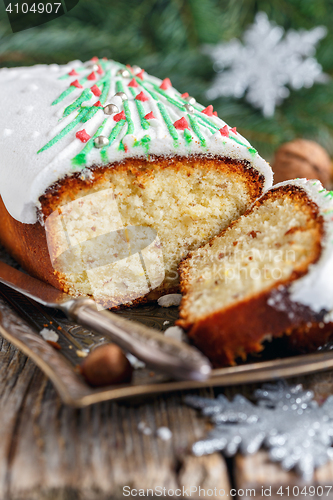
<box><xmin>81</xmin><ymin>344</ymin><xmax>133</xmax><ymax>387</ymax></box>
<box><xmin>272</xmin><ymin>139</ymin><xmax>332</xmax><ymax>189</ymax></box>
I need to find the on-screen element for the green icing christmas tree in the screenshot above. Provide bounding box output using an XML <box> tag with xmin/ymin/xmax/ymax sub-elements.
<box><xmin>36</xmin><ymin>58</ymin><xmax>251</xmax><ymax>167</ymax></box>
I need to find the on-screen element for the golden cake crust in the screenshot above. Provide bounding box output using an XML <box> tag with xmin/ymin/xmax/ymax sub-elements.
<box><xmin>39</xmin><ymin>155</ymin><xmax>264</xmax><ymax>217</ymax></box>
<box><xmin>0</xmin><ymin>196</ymin><xmax>60</xmax><ymax>289</ymax></box>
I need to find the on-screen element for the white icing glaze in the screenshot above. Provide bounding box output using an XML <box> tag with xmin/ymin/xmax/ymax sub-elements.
<box><xmin>265</xmin><ymin>179</ymin><xmax>333</xmax><ymax>315</ymax></box>
<box><xmin>0</xmin><ymin>59</ymin><xmax>273</xmax><ymax>224</ymax></box>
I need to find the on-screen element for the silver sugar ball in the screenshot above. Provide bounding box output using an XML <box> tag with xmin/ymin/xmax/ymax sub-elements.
<box><xmin>94</xmin><ymin>136</ymin><xmax>109</xmax><ymax>148</ymax></box>
<box><xmin>114</xmin><ymin>91</ymin><xmax>128</xmax><ymax>101</ymax></box>
<box><xmin>184</xmin><ymin>96</ymin><xmax>196</xmax><ymax>105</ymax></box>
<box><xmin>184</xmin><ymin>103</ymin><xmax>195</xmax><ymax>113</ymax></box>
<box><xmin>87</xmin><ymin>63</ymin><xmax>99</xmax><ymax>71</ymax></box>
<box><xmin>103</xmin><ymin>104</ymin><xmax>119</xmax><ymax>115</ymax></box>
<box><xmin>131</xmin><ymin>65</ymin><xmax>141</xmax><ymax>74</ymax></box>
<box><xmin>116</xmin><ymin>69</ymin><xmax>130</xmax><ymax>78</ymax></box>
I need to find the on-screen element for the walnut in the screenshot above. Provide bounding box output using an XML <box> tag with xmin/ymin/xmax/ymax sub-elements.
<box><xmin>272</xmin><ymin>139</ymin><xmax>332</xmax><ymax>188</ymax></box>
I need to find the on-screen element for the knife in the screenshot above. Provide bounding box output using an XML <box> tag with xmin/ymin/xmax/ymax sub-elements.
<box><xmin>0</xmin><ymin>261</ymin><xmax>211</xmax><ymax>381</ymax></box>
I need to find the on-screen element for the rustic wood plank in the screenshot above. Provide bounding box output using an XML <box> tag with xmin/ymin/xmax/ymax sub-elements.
<box><xmin>179</xmin><ymin>454</ymin><xmax>231</xmax><ymax>500</ymax></box>
<box><xmin>0</xmin><ymin>337</ymin><xmax>231</xmax><ymax>500</ymax></box>
<box><xmin>302</xmin><ymin>370</ymin><xmax>333</xmax><ymax>404</ymax></box>
<box><xmin>4</xmin><ymin>342</ymin><xmax>333</xmax><ymax>500</ymax></box>
<box><xmin>0</xmin><ymin>337</ymin><xmax>38</xmax><ymax>499</ymax></box>
<box><xmin>235</xmin><ymin>451</ymin><xmax>333</xmax><ymax>499</ymax></box>
<box><xmin>235</xmin><ymin>451</ymin><xmax>305</xmax><ymax>499</ymax></box>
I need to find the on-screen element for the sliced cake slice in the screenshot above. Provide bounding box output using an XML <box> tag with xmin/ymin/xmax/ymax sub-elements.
<box><xmin>178</xmin><ymin>179</ymin><xmax>333</xmax><ymax>366</ymax></box>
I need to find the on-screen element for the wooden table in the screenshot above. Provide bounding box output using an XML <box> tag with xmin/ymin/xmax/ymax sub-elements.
<box><xmin>2</xmin><ymin>330</ymin><xmax>333</xmax><ymax>500</ymax></box>
<box><xmin>1</xmin><ymin>245</ymin><xmax>333</xmax><ymax>500</ymax></box>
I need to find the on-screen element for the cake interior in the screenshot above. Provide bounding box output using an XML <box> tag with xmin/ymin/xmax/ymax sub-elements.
<box><xmin>179</xmin><ymin>185</ymin><xmax>323</xmax><ymax>323</ymax></box>
<box><xmin>41</xmin><ymin>156</ymin><xmax>264</xmax><ymax>307</ymax></box>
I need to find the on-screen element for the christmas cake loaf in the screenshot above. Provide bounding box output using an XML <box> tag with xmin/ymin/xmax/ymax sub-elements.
<box><xmin>0</xmin><ymin>58</ymin><xmax>272</xmax><ymax>307</ymax></box>
<box><xmin>177</xmin><ymin>179</ymin><xmax>333</xmax><ymax>365</ymax></box>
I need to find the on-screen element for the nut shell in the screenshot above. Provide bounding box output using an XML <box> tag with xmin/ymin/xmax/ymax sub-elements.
<box><xmin>272</xmin><ymin>139</ymin><xmax>332</xmax><ymax>188</ymax></box>
<box><xmin>81</xmin><ymin>344</ymin><xmax>133</xmax><ymax>387</ymax></box>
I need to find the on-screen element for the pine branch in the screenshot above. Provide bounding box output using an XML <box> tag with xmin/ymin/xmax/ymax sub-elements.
<box><xmin>0</xmin><ymin>0</ymin><xmax>332</xmax><ymax>158</ymax></box>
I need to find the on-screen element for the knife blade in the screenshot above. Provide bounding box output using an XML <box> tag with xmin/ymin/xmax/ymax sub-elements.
<box><xmin>0</xmin><ymin>261</ymin><xmax>211</xmax><ymax>381</ymax></box>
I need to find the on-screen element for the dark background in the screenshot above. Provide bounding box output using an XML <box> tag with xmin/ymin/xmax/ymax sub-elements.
<box><xmin>1</xmin><ymin>0</ymin><xmax>333</xmax><ymax>160</ymax></box>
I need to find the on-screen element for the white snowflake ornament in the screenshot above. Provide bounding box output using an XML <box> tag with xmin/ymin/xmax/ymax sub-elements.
<box><xmin>205</xmin><ymin>13</ymin><xmax>328</xmax><ymax>117</ymax></box>
<box><xmin>185</xmin><ymin>382</ymin><xmax>333</xmax><ymax>480</ymax></box>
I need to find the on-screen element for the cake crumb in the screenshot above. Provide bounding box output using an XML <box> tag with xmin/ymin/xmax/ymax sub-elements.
<box><xmin>138</xmin><ymin>421</ymin><xmax>146</xmax><ymax>431</ymax></box>
<box><xmin>126</xmin><ymin>353</ymin><xmax>146</xmax><ymax>369</ymax></box>
<box><xmin>158</xmin><ymin>294</ymin><xmax>182</xmax><ymax>307</ymax></box>
<box><xmin>138</xmin><ymin>421</ymin><xmax>152</xmax><ymax>435</ymax></box>
<box><xmin>39</xmin><ymin>328</ymin><xmax>59</xmax><ymax>343</ymax></box>
<box><xmin>164</xmin><ymin>326</ymin><xmax>186</xmax><ymax>342</ymax></box>
<box><xmin>156</xmin><ymin>427</ymin><xmax>172</xmax><ymax>441</ymax></box>
<box><xmin>163</xmin><ymin>320</ymin><xmax>170</xmax><ymax>326</ymax></box>
<box><xmin>47</xmin><ymin>340</ymin><xmax>61</xmax><ymax>350</ymax></box>
<box><xmin>76</xmin><ymin>349</ymin><xmax>89</xmax><ymax>358</ymax></box>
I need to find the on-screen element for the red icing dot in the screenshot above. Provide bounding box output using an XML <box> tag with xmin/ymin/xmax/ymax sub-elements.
<box><xmin>97</xmin><ymin>65</ymin><xmax>103</xmax><ymax>75</ymax></box>
<box><xmin>135</xmin><ymin>91</ymin><xmax>149</xmax><ymax>102</ymax></box>
<box><xmin>87</xmin><ymin>71</ymin><xmax>96</xmax><ymax>81</ymax></box>
<box><xmin>202</xmin><ymin>105</ymin><xmax>214</xmax><ymax>116</ymax></box>
<box><xmin>68</xmin><ymin>69</ymin><xmax>78</xmax><ymax>76</ymax></box>
<box><xmin>114</xmin><ymin>111</ymin><xmax>126</xmax><ymax>122</ymax></box>
<box><xmin>219</xmin><ymin>125</ymin><xmax>229</xmax><ymax>137</ymax></box>
<box><xmin>128</xmin><ymin>78</ymin><xmax>138</xmax><ymax>87</ymax></box>
<box><xmin>91</xmin><ymin>56</ymin><xmax>99</xmax><ymax>62</ymax></box>
<box><xmin>93</xmin><ymin>100</ymin><xmax>102</xmax><ymax>107</ymax></box>
<box><xmin>70</xmin><ymin>80</ymin><xmax>83</xmax><ymax>89</ymax></box>
<box><xmin>136</xmin><ymin>69</ymin><xmax>145</xmax><ymax>80</ymax></box>
<box><xmin>213</xmin><ymin>111</ymin><xmax>218</xmax><ymax>117</ymax></box>
<box><xmin>144</xmin><ymin>111</ymin><xmax>155</xmax><ymax>120</ymax></box>
<box><xmin>76</xmin><ymin>129</ymin><xmax>90</xmax><ymax>143</ymax></box>
<box><xmin>91</xmin><ymin>85</ymin><xmax>101</xmax><ymax>97</ymax></box>
<box><xmin>124</xmin><ymin>144</ymin><xmax>129</xmax><ymax>153</ymax></box>
<box><xmin>102</xmin><ymin>57</ymin><xmax>108</xmax><ymax>61</ymax></box>
<box><xmin>174</xmin><ymin>117</ymin><xmax>189</xmax><ymax>130</ymax></box>
<box><xmin>181</xmin><ymin>92</ymin><xmax>189</xmax><ymax>98</ymax></box>
<box><xmin>160</xmin><ymin>78</ymin><xmax>172</xmax><ymax>90</ymax></box>
<box><xmin>126</xmin><ymin>64</ymin><xmax>132</xmax><ymax>69</ymax></box>
<box><xmin>230</xmin><ymin>127</ymin><xmax>237</xmax><ymax>134</ymax></box>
